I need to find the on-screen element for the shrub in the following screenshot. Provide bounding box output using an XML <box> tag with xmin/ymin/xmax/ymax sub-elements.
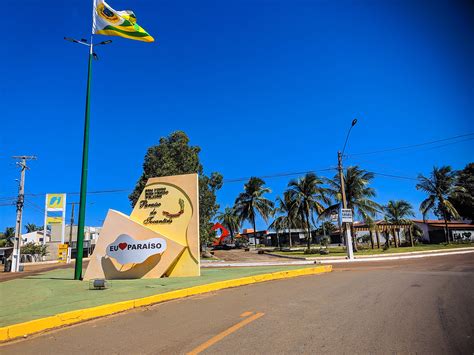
<box><xmin>320</xmin><ymin>235</ymin><xmax>331</xmax><ymax>247</ymax></box>
<box><xmin>304</xmin><ymin>248</ymin><xmax>319</xmax><ymax>255</ymax></box>
<box><xmin>20</xmin><ymin>243</ymin><xmax>48</xmax><ymax>260</ymax></box>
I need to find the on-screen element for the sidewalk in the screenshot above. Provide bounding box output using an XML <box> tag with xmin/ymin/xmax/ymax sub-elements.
<box><xmin>266</xmin><ymin>247</ymin><xmax>474</xmax><ymax>263</ymax></box>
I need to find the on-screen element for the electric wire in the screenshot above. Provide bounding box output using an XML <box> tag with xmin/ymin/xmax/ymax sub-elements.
<box><xmin>347</xmin><ymin>133</ymin><xmax>474</xmax><ymax>157</ymax></box>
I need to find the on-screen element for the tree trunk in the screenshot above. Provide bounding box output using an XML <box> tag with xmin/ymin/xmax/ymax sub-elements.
<box><xmin>276</xmin><ymin>230</ymin><xmax>280</xmax><ymax>249</ymax></box>
<box><xmin>305</xmin><ymin>210</ymin><xmax>311</xmax><ymax>251</ymax></box>
<box><xmin>392</xmin><ymin>228</ymin><xmax>398</xmax><ymax>248</ymax></box>
<box><xmin>351</xmin><ymin>224</ymin><xmax>358</xmax><ymax>252</ymax></box>
<box><xmin>396</xmin><ymin>229</ymin><xmax>401</xmax><ymax>247</ymax></box>
<box><xmin>375</xmin><ymin>228</ymin><xmax>381</xmax><ymax>249</ymax></box>
<box><xmin>288</xmin><ymin>222</ymin><xmax>292</xmax><ymax>248</ymax></box>
<box><xmin>443</xmin><ymin>213</ymin><xmax>450</xmax><ymax>244</ymax></box>
<box><xmin>338</xmin><ymin>219</ymin><xmax>344</xmax><ymax>246</ymax></box>
<box><xmin>369</xmin><ymin>230</ymin><xmax>374</xmax><ymax>249</ymax></box>
<box><xmin>408</xmin><ymin>224</ymin><xmax>414</xmax><ymax>247</ymax></box>
<box><xmin>252</xmin><ymin>216</ymin><xmax>258</xmax><ymax>249</ymax></box>
<box><xmin>229</xmin><ymin>227</ymin><xmax>234</xmax><ymax>244</ymax></box>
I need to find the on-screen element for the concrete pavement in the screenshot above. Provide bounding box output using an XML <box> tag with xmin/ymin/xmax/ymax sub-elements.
<box><xmin>2</xmin><ymin>253</ymin><xmax>473</xmax><ymax>354</ymax></box>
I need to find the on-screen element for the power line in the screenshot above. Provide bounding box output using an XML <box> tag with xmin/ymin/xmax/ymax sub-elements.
<box><xmin>368</xmin><ymin>171</ymin><xmax>418</xmax><ymax>181</ymax></box>
<box><xmin>222</xmin><ymin>168</ymin><xmax>337</xmax><ymax>183</ymax></box>
<box><xmin>347</xmin><ymin>133</ymin><xmax>474</xmax><ymax>157</ymax></box>
<box><xmin>0</xmin><ymin>168</ymin><xmax>339</xmax><ymax>201</ymax></box>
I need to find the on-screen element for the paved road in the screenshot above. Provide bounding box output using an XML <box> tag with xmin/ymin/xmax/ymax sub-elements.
<box><xmin>0</xmin><ymin>260</ymin><xmax>90</xmax><ymax>282</ymax></box>
<box><xmin>2</xmin><ymin>253</ymin><xmax>473</xmax><ymax>354</ymax></box>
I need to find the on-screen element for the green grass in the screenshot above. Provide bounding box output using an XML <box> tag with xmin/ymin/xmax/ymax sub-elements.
<box><xmin>0</xmin><ymin>264</ymin><xmax>316</xmax><ymax>327</ymax></box>
<box><xmin>271</xmin><ymin>242</ymin><xmax>473</xmax><ymax>257</ymax></box>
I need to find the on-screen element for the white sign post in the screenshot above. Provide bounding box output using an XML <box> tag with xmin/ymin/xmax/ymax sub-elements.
<box><xmin>341</xmin><ymin>209</ymin><xmax>353</xmax><ymax>223</ymax></box>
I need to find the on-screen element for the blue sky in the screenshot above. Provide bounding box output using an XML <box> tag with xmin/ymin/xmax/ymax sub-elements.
<box><xmin>1</xmin><ymin>0</ymin><xmax>473</xmax><ymax>232</ymax></box>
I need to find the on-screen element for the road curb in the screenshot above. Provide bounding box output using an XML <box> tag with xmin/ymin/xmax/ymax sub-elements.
<box><xmin>0</xmin><ymin>265</ymin><xmax>332</xmax><ymax>343</ymax></box>
<box><xmin>266</xmin><ymin>247</ymin><xmax>474</xmax><ymax>262</ymax></box>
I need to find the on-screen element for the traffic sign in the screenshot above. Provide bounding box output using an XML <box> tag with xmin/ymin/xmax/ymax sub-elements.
<box><xmin>341</xmin><ymin>209</ymin><xmax>353</xmax><ymax>223</ymax></box>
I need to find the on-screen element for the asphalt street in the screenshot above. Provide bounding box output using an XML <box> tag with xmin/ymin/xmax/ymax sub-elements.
<box><xmin>2</xmin><ymin>253</ymin><xmax>473</xmax><ymax>354</ymax></box>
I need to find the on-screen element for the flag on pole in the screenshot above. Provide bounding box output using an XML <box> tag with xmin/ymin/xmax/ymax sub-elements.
<box><xmin>93</xmin><ymin>0</ymin><xmax>154</xmax><ymax>42</ymax></box>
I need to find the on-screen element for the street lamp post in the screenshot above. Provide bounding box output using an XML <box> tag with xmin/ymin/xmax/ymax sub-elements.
<box><xmin>64</xmin><ymin>37</ymin><xmax>111</xmax><ymax>280</ymax></box>
<box><xmin>338</xmin><ymin>118</ymin><xmax>357</xmax><ymax>260</ymax></box>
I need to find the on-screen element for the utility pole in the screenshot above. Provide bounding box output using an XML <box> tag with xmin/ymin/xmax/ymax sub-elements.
<box><xmin>338</xmin><ymin>151</ymin><xmax>354</xmax><ymax>260</ymax></box>
<box><xmin>338</xmin><ymin>118</ymin><xmax>358</xmax><ymax>260</ymax></box>
<box><xmin>11</xmin><ymin>156</ymin><xmax>37</xmax><ymax>272</ymax></box>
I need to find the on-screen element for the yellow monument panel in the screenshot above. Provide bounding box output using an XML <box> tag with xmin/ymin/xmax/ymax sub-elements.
<box><xmin>130</xmin><ymin>173</ymin><xmax>200</xmax><ymax>277</ymax></box>
<box><xmin>84</xmin><ymin>173</ymin><xmax>199</xmax><ymax>280</ymax></box>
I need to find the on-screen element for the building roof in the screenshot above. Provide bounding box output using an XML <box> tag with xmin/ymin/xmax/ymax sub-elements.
<box><xmin>413</xmin><ymin>220</ymin><xmax>474</xmax><ymax>229</ymax></box>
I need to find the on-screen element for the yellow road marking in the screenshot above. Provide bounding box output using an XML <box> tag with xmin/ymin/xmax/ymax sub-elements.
<box><xmin>187</xmin><ymin>312</ymin><xmax>265</xmax><ymax>355</ymax></box>
<box><xmin>240</xmin><ymin>311</ymin><xmax>253</xmax><ymax>318</ymax></box>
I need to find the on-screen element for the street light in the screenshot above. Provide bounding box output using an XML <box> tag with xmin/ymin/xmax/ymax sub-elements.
<box><xmin>64</xmin><ymin>35</ymin><xmax>112</xmax><ymax>280</ymax></box>
<box><xmin>338</xmin><ymin>118</ymin><xmax>358</xmax><ymax>260</ymax></box>
<box><xmin>342</xmin><ymin>118</ymin><xmax>358</xmax><ymax>156</ymax></box>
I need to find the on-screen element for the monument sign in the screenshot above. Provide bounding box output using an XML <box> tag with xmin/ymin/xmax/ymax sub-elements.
<box><xmin>84</xmin><ymin>173</ymin><xmax>200</xmax><ymax>280</ymax></box>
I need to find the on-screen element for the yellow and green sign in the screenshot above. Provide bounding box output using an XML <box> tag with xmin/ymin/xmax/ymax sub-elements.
<box><xmin>84</xmin><ymin>173</ymin><xmax>200</xmax><ymax>280</ymax></box>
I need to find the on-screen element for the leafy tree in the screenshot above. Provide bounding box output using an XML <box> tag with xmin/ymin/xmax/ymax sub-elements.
<box><xmin>234</xmin><ymin>177</ymin><xmax>274</xmax><ymax>248</ymax></box>
<box><xmin>412</xmin><ymin>224</ymin><xmax>424</xmax><ymax>245</ymax></box>
<box><xmin>216</xmin><ymin>206</ymin><xmax>241</xmax><ymax>241</ymax></box>
<box><xmin>416</xmin><ymin>166</ymin><xmax>463</xmax><ymax>243</ymax></box>
<box><xmin>288</xmin><ymin>173</ymin><xmax>329</xmax><ymax>251</ymax></box>
<box><xmin>0</xmin><ymin>227</ymin><xmax>15</xmax><ymax>247</ymax></box>
<box><xmin>20</xmin><ymin>242</ymin><xmax>48</xmax><ymax>261</ymax></box>
<box><xmin>383</xmin><ymin>200</ymin><xmax>415</xmax><ymax>247</ymax></box>
<box><xmin>128</xmin><ymin>131</ymin><xmax>223</xmax><ymax>246</ymax></box>
<box><xmin>24</xmin><ymin>223</ymin><xmax>41</xmax><ymax>233</ymax></box>
<box><xmin>449</xmin><ymin>163</ymin><xmax>474</xmax><ymax>221</ymax></box>
<box><xmin>323</xmin><ymin>166</ymin><xmax>381</xmax><ymax>251</ymax></box>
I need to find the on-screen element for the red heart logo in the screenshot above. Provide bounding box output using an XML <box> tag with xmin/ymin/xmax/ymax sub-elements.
<box><xmin>118</xmin><ymin>242</ymin><xmax>128</xmax><ymax>250</ymax></box>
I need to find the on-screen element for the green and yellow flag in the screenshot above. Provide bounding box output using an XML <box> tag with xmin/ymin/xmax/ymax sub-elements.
<box><xmin>93</xmin><ymin>0</ymin><xmax>154</xmax><ymax>42</ymax></box>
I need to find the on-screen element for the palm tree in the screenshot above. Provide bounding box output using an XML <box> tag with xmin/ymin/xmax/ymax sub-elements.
<box><xmin>384</xmin><ymin>200</ymin><xmax>415</xmax><ymax>247</ymax></box>
<box><xmin>323</xmin><ymin>166</ymin><xmax>381</xmax><ymax>251</ymax></box>
<box><xmin>216</xmin><ymin>207</ymin><xmax>241</xmax><ymax>242</ymax></box>
<box><xmin>288</xmin><ymin>173</ymin><xmax>329</xmax><ymax>251</ymax></box>
<box><xmin>234</xmin><ymin>177</ymin><xmax>274</xmax><ymax>248</ymax></box>
<box><xmin>275</xmin><ymin>192</ymin><xmax>300</xmax><ymax>248</ymax></box>
<box><xmin>0</xmin><ymin>227</ymin><xmax>15</xmax><ymax>247</ymax></box>
<box><xmin>25</xmin><ymin>223</ymin><xmax>41</xmax><ymax>233</ymax></box>
<box><xmin>269</xmin><ymin>215</ymin><xmax>287</xmax><ymax>250</ymax></box>
<box><xmin>416</xmin><ymin>166</ymin><xmax>462</xmax><ymax>243</ymax></box>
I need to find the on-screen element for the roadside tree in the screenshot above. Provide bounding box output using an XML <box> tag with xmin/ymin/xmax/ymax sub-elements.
<box><xmin>234</xmin><ymin>177</ymin><xmax>274</xmax><ymax>249</ymax></box>
<box><xmin>416</xmin><ymin>166</ymin><xmax>462</xmax><ymax>243</ymax></box>
<box><xmin>288</xmin><ymin>173</ymin><xmax>329</xmax><ymax>251</ymax></box>
<box><xmin>129</xmin><ymin>131</ymin><xmax>223</xmax><ymax>247</ymax></box>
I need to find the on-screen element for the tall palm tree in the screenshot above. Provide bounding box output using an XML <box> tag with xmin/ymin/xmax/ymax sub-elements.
<box><xmin>416</xmin><ymin>166</ymin><xmax>462</xmax><ymax>243</ymax></box>
<box><xmin>323</xmin><ymin>166</ymin><xmax>381</xmax><ymax>251</ymax></box>
<box><xmin>384</xmin><ymin>200</ymin><xmax>415</xmax><ymax>247</ymax></box>
<box><xmin>234</xmin><ymin>177</ymin><xmax>274</xmax><ymax>248</ymax></box>
<box><xmin>216</xmin><ymin>207</ymin><xmax>241</xmax><ymax>242</ymax></box>
<box><xmin>275</xmin><ymin>192</ymin><xmax>300</xmax><ymax>248</ymax></box>
<box><xmin>288</xmin><ymin>173</ymin><xmax>329</xmax><ymax>251</ymax></box>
